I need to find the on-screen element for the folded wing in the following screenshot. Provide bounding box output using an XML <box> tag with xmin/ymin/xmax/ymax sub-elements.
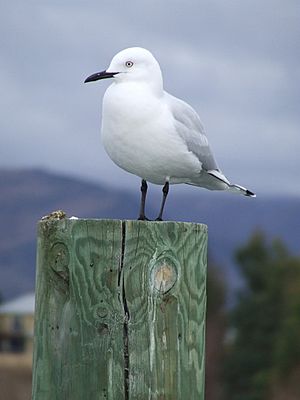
<box><xmin>166</xmin><ymin>93</ymin><xmax>230</xmax><ymax>184</ymax></box>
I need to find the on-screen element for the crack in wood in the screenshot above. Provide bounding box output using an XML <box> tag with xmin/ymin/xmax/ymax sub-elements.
<box><xmin>120</xmin><ymin>221</ymin><xmax>130</xmax><ymax>400</ymax></box>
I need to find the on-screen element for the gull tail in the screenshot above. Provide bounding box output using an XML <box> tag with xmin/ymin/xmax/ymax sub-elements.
<box><xmin>207</xmin><ymin>170</ymin><xmax>256</xmax><ymax>197</ymax></box>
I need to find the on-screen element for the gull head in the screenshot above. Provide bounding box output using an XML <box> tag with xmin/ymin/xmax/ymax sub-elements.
<box><xmin>84</xmin><ymin>47</ymin><xmax>163</xmax><ymax>92</ymax></box>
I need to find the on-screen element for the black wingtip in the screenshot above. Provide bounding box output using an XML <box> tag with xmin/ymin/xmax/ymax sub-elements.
<box><xmin>245</xmin><ymin>190</ymin><xmax>256</xmax><ymax>197</ymax></box>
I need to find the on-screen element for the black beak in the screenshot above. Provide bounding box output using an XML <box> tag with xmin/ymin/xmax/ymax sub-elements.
<box><xmin>84</xmin><ymin>70</ymin><xmax>119</xmax><ymax>83</ymax></box>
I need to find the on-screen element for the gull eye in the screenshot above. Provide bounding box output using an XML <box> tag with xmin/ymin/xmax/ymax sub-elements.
<box><xmin>125</xmin><ymin>61</ymin><xmax>133</xmax><ymax>68</ymax></box>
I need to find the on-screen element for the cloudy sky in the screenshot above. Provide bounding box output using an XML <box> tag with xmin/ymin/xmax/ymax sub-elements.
<box><xmin>1</xmin><ymin>0</ymin><xmax>299</xmax><ymax>195</ymax></box>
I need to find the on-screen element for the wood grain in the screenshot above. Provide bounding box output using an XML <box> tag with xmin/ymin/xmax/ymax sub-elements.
<box><xmin>32</xmin><ymin>219</ymin><xmax>207</xmax><ymax>399</ymax></box>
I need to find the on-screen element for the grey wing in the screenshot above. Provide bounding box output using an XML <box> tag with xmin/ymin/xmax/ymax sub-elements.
<box><xmin>166</xmin><ymin>92</ymin><xmax>219</xmax><ymax>172</ymax></box>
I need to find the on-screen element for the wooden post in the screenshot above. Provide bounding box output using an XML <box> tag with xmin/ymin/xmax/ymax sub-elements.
<box><xmin>32</xmin><ymin>218</ymin><xmax>207</xmax><ymax>399</ymax></box>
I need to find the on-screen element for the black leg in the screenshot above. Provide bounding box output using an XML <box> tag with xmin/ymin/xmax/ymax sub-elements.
<box><xmin>156</xmin><ymin>182</ymin><xmax>169</xmax><ymax>221</ymax></box>
<box><xmin>138</xmin><ymin>179</ymin><xmax>150</xmax><ymax>221</ymax></box>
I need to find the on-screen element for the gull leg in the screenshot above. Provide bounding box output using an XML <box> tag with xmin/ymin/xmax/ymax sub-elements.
<box><xmin>156</xmin><ymin>182</ymin><xmax>169</xmax><ymax>221</ymax></box>
<box><xmin>138</xmin><ymin>179</ymin><xmax>150</xmax><ymax>221</ymax></box>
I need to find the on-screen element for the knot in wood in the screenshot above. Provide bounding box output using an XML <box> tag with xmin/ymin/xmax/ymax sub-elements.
<box><xmin>97</xmin><ymin>323</ymin><xmax>109</xmax><ymax>335</ymax></box>
<box><xmin>151</xmin><ymin>260</ymin><xmax>177</xmax><ymax>294</ymax></box>
<box><xmin>96</xmin><ymin>306</ymin><xmax>108</xmax><ymax>319</ymax></box>
<box><xmin>50</xmin><ymin>242</ymin><xmax>70</xmax><ymax>282</ymax></box>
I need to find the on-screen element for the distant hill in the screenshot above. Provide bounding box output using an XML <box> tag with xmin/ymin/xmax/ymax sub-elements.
<box><xmin>0</xmin><ymin>168</ymin><xmax>299</xmax><ymax>300</ymax></box>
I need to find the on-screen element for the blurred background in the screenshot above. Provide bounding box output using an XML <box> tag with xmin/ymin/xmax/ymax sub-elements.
<box><xmin>0</xmin><ymin>1</ymin><xmax>299</xmax><ymax>399</ymax></box>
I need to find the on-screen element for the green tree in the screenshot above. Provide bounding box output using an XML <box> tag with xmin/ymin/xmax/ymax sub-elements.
<box><xmin>206</xmin><ymin>264</ymin><xmax>226</xmax><ymax>400</ymax></box>
<box><xmin>223</xmin><ymin>232</ymin><xmax>300</xmax><ymax>400</ymax></box>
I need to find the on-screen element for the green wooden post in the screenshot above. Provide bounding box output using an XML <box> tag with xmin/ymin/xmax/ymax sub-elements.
<box><xmin>32</xmin><ymin>218</ymin><xmax>207</xmax><ymax>400</ymax></box>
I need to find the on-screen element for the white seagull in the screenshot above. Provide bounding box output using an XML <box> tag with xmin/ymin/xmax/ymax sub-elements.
<box><xmin>85</xmin><ymin>47</ymin><xmax>255</xmax><ymax>221</ymax></box>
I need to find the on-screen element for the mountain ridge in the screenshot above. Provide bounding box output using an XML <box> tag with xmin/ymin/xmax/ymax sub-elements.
<box><xmin>0</xmin><ymin>168</ymin><xmax>299</xmax><ymax>300</ymax></box>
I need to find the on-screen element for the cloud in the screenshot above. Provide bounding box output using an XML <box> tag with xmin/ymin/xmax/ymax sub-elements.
<box><xmin>0</xmin><ymin>0</ymin><xmax>299</xmax><ymax>194</ymax></box>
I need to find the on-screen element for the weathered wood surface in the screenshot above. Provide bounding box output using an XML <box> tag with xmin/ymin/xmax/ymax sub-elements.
<box><xmin>32</xmin><ymin>219</ymin><xmax>207</xmax><ymax>400</ymax></box>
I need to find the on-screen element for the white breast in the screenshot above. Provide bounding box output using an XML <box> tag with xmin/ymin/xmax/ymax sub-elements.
<box><xmin>101</xmin><ymin>82</ymin><xmax>201</xmax><ymax>185</ymax></box>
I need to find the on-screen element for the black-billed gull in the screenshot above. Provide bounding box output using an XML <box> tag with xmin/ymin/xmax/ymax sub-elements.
<box><xmin>85</xmin><ymin>47</ymin><xmax>255</xmax><ymax>221</ymax></box>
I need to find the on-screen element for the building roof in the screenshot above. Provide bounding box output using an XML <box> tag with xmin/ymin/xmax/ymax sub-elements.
<box><xmin>0</xmin><ymin>292</ymin><xmax>35</xmax><ymax>315</ymax></box>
